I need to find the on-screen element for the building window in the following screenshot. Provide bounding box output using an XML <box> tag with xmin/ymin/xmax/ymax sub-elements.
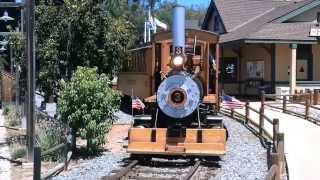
<box><xmin>214</xmin><ymin>16</ymin><xmax>219</xmax><ymax>32</ymax></box>
<box><xmin>246</xmin><ymin>60</ymin><xmax>264</xmax><ymax>79</ymax></box>
<box><xmin>297</xmin><ymin>44</ymin><xmax>312</xmax><ymax>80</ymax></box>
<box><xmin>221</xmin><ymin>58</ymin><xmax>238</xmax><ymax>82</ymax></box>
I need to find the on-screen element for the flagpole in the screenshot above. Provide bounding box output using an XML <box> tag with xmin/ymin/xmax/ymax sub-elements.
<box><xmin>131</xmin><ymin>88</ymin><xmax>134</xmax><ymax>119</ymax></box>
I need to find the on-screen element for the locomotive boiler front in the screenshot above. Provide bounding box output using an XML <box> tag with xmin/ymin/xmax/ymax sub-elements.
<box><xmin>156</xmin><ymin>6</ymin><xmax>203</xmax><ymax>119</ymax></box>
<box><xmin>157</xmin><ymin>73</ymin><xmax>202</xmax><ymax>119</ymax></box>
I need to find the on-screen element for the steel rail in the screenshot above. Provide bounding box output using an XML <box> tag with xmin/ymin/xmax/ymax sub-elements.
<box><xmin>182</xmin><ymin>160</ymin><xmax>201</xmax><ymax>180</ymax></box>
<box><xmin>102</xmin><ymin>159</ymin><xmax>203</xmax><ymax>180</ymax></box>
<box><xmin>101</xmin><ymin>160</ymin><xmax>139</xmax><ymax>180</ymax></box>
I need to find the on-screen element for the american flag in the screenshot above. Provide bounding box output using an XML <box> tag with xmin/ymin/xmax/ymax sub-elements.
<box><xmin>132</xmin><ymin>96</ymin><xmax>145</xmax><ymax>110</ymax></box>
<box><xmin>221</xmin><ymin>94</ymin><xmax>245</xmax><ymax>109</ymax></box>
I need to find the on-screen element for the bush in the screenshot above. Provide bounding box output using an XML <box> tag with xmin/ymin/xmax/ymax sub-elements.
<box><xmin>2</xmin><ymin>105</ymin><xmax>10</xmax><ymax>116</ymax></box>
<box><xmin>58</xmin><ymin>67</ymin><xmax>120</xmax><ymax>154</ymax></box>
<box><xmin>3</xmin><ymin>105</ymin><xmax>21</xmax><ymax>127</ymax></box>
<box><xmin>10</xmin><ymin>144</ymin><xmax>27</xmax><ymax>160</ymax></box>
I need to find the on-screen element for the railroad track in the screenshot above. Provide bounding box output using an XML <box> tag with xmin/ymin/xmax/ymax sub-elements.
<box><xmin>102</xmin><ymin>158</ymin><xmax>218</xmax><ymax>180</ymax></box>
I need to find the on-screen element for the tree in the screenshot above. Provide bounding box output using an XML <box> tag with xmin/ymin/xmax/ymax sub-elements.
<box><xmin>58</xmin><ymin>67</ymin><xmax>120</xmax><ymax>154</ymax></box>
<box><xmin>35</xmin><ymin>0</ymin><xmax>134</xmax><ymax>101</ymax></box>
<box><xmin>153</xmin><ymin>1</ymin><xmax>207</xmax><ymax>26</ymax></box>
<box><xmin>185</xmin><ymin>5</ymin><xmax>208</xmax><ymax>23</ymax></box>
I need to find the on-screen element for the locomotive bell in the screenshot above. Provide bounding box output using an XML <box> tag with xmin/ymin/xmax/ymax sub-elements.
<box><xmin>157</xmin><ymin>74</ymin><xmax>201</xmax><ymax>119</ymax></box>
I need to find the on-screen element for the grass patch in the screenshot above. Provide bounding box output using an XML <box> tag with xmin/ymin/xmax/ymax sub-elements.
<box><xmin>35</xmin><ymin>117</ymin><xmax>68</xmax><ymax>162</ymax></box>
<box><xmin>9</xmin><ymin>144</ymin><xmax>27</xmax><ymax>160</ymax></box>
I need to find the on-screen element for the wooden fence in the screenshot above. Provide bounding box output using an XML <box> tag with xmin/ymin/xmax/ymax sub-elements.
<box><xmin>33</xmin><ymin>109</ymin><xmax>72</xmax><ymax>180</ymax></box>
<box><xmin>1</xmin><ymin>71</ymin><xmax>16</xmax><ymax>102</ymax></box>
<box><xmin>294</xmin><ymin>89</ymin><xmax>320</xmax><ymax>105</ymax></box>
<box><xmin>263</xmin><ymin>92</ymin><xmax>320</xmax><ymax>124</ymax></box>
<box><xmin>33</xmin><ymin>142</ymin><xmax>72</xmax><ymax>180</ymax></box>
<box><xmin>222</xmin><ymin>92</ymin><xmax>286</xmax><ymax>180</ymax></box>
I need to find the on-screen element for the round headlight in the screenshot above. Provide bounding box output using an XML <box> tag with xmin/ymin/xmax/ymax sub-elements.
<box><xmin>173</xmin><ymin>56</ymin><xmax>184</xmax><ymax>66</ymax></box>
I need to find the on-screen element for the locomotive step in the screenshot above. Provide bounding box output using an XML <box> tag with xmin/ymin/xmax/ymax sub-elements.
<box><xmin>165</xmin><ymin>144</ymin><xmax>185</xmax><ymax>152</ymax></box>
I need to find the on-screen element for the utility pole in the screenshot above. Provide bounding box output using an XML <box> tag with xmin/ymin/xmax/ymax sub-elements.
<box><xmin>26</xmin><ymin>0</ymin><xmax>35</xmax><ymax>159</ymax></box>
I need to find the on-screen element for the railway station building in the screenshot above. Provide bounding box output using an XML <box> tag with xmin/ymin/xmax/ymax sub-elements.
<box><xmin>202</xmin><ymin>0</ymin><xmax>320</xmax><ymax>96</ymax></box>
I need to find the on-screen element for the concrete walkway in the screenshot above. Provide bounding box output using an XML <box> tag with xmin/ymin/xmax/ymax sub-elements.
<box><xmin>233</xmin><ymin>102</ymin><xmax>320</xmax><ymax>180</ymax></box>
<box><xmin>0</xmin><ymin>110</ymin><xmax>11</xmax><ymax>180</ymax></box>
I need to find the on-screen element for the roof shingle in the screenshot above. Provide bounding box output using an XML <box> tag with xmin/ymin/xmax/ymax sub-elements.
<box><xmin>247</xmin><ymin>22</ymin><xmax>317</xmax><ymax>41</ymax></box>
<box><xmin>215</xmin><ymin>0</ymin><xmax>315</xmax><ymax>43</ymax></box>
<box><xmin>215</xmin><ymin>0</ymin><xmax>291</xmax><ymax>32</ymax></box>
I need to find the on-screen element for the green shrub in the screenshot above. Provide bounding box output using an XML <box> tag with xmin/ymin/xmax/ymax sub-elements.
<box><xmin>58</xmin><ymin>67</ymin><xmax>120</xmax><ymax>154</ymax></box>
<box><xmin>7</xmin><ymin>111</ymin><xmax>21</xmax><ymax>127</ymax></box>
<box><xmin>2</xmin><ymin>105</ymin><xmax>10</xmax><ymax>116</ymax></box>
<box><xmin>10</xmin><ymin>144</ymin><xmax>27</xmax><ymax>160</ymax></box>
<box><xmin>3</xmin><ymin>105</ymin><xmax>21</xmax><ymax>127</ymax></box>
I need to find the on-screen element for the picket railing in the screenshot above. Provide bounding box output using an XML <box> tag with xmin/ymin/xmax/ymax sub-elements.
<box><xmin>222</xmin><ymin>91</ymin><xmax>286</xmax><ymax>180</ymax></box>
<box><xmin>33</xmin><ymin>107</ymin><xmax>72</xmax><ymax>180</ymax></box>
<box><xmin>263</xmin><ymin>91</ymin><xmax>320</xmax><ymax>124</ymax></box>
<box><xmin>33</xmin><ymin>142</ymin><xmax>72</xmax><ymax>180</ymax></box>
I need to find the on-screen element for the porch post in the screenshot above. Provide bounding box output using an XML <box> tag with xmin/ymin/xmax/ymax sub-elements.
<box><xmin>271</xmin><ymin>44</ymin><xmax>276</xmax><ymax>93</ymax></box>
<box><xmin>290</xmin><ymin>44</ymin><xmax>297</xmax><ymax>94</ymax></box>
<box><xmin>215</xmin><ymin>43</ymin><xmax>220</xmax><ymax>109</ymax></box>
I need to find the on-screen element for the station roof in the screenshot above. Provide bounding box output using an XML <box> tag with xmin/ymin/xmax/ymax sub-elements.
<box><xmin>245</xmin><ymin>22</ymin><xmax>318</xmax><ymax>44</ymax></box>
<box><xmin>203</xmin><ymin>0</ymin><xmax>319</xmax><ymax>44</ymax></box>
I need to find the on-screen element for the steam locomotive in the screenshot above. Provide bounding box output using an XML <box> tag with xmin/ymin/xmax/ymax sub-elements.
<box><xmin>119</xmin><ymin>6</ymin><xmax>227</xmax><ymax>158</ymax></box>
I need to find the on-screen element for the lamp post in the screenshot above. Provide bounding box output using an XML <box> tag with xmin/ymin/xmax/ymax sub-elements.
<box><xmin>0</xmin><ymin>6</ymin><xmax>14</xmax><ymax>73</ymax></box>
<box><xmin>0</xmin><ymin>10</ymin><xmax>14</xmax><ymax>21</ymax></box>
<box><xmin>0</xmin><ymin>44</ymin><xmax>6</xmax><ymax>52</ymax></box>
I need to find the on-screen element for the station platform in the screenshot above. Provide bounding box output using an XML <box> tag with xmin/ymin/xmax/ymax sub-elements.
<box><xmin>233</xmin><ymin>102</ymin><xmax>320</xmax><ymax>180</ymax></box>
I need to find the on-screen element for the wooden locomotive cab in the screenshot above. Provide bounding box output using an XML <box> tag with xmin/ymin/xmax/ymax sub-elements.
<box><xmin>118</xmin><ymin>29</ymin><xmax>220</xmax><ymax>101</ymax></box>
<box><xmin>119</xmin><ymin>7</ymin><xmax>226</xmax><ymax>157</ymax></box>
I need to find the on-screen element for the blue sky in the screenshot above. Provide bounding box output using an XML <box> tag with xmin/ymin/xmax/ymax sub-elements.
<box><xmin>177</xmin><ymin>0</ymin><xmax>211</xmax><ymax>7</ymax></box>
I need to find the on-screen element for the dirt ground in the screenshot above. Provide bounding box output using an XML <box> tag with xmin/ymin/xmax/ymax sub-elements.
<box><xmin>74</xmin><ymin>124</ymin><xmax>131</xmax><ymax>153</ymax></box>
<box><xmin>104</xmin><ymin>124</ymin><xmax>131</xmax><ymax>153</ymax></box>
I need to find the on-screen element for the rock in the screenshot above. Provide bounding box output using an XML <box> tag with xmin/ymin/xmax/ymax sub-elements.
<box><xmin>212</xmin><ymin>115</ymin><xmax>268</xmax><ymax>180</ymax></box>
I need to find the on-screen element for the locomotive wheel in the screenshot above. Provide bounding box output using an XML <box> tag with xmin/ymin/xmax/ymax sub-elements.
<box><xmin>223</xmin><ymin>123</ymin><xmax>229</xmax><ymax>140</ymax></box>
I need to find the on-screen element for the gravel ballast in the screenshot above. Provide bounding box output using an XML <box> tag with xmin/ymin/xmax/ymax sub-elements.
<box><xmin>213</xmin><ymin>115</ymin><xmax>268</xmax><ymax>180</ymax></box>
<box><xmin>54</xmin><ymin>114</ymin><xmax>268</xmax><ymax>180</ymax></box>
<box><xmin>53</xmin><ymin>152</ymin><xmax>129</xmax><ymax>180</ymax></box>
